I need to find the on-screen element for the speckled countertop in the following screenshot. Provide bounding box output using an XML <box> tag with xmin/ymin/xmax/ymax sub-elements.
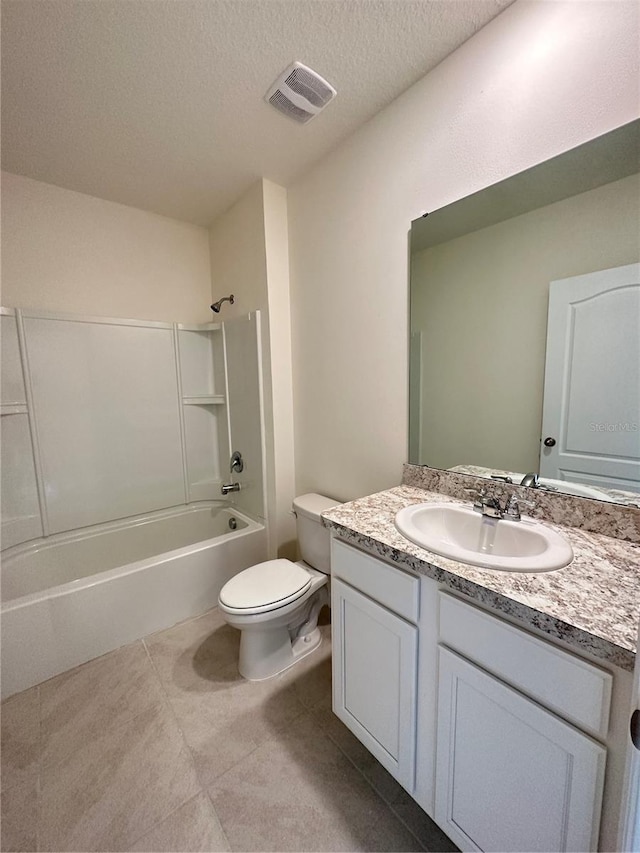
<box><xmin>322</xmin><ymin>486</ymin><xmax>640</xmax><ymax>672</ymax></box>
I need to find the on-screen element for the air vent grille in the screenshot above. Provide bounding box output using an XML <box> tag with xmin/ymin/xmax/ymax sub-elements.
<box><xmin>285</xmin><ymin>66</ymin><xmax>333</xmax><ymax>109</ymax></box>
<box><xmin>265</xmin><ymin>61</ymin><xmax>337</xmax><ymax>124</ymax></box>
<box><xmin>268</xmin><ymin>90</ymin><xmax>314</xmax><ymax>124</ymax></box>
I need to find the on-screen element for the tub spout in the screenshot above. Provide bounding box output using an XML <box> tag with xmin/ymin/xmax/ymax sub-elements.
<box><xmin>221</xmin><ymin>482</ymin><xmax>241</xmax><ymax>495</ymax></box>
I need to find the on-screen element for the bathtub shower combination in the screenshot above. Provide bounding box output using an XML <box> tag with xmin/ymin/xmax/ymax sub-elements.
<box><xmin>1</xmin><ymin>504</ymin><xmax>265</xmax><ymax>697</ymax></box>
<box><xmin>0</xmin><ymin>307</ymin><xmax>268</xmax><ymax>699</ymax></box>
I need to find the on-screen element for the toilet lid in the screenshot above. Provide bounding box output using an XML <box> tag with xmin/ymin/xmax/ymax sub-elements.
<box><xmin>219</xmin><ymin>559</ymin><xmax>312</xmax><ymax>613</ymax></box>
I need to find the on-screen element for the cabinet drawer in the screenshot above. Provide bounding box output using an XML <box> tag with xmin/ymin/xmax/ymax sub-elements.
<box><xmin>331</xmin><ymin>538</ymin><xmax>419</xmax><ymax>623</ymax></box>
<box><xmin>439</xmin><ymin>592</ymin><xmax>612</xmax><ymax>738</ymax></box>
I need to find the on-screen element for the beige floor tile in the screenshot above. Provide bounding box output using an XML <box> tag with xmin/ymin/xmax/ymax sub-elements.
<box><xmin>144</xmin><ymin>608</ymin><xmax>239</xmax><ymax>696</ymax></box>
<box><xmin>146</xmin><ymin>609</ymin><xmax>308</xmax><ymax>786</ymax></box>
<box><xmin>313</xmin><ymin>706</ymin><xmax>458</xmax><ymax>851</ymax></box>
<box><xmin>0</xmin><ymin>775</ymin><xmax>38</xmax><ymax>852</ymax></box>
<box><xmin>129</xmin><ymin>792</ymin><xmax>230</xmax><ymax>852</ymax></box>
<box><xmin>40</xmin><ymin>641</ymin><xmax>165</xmax><ymax>770</ymax></box>
<box><xmin>391</xmin><ymin>799</ymin><xmax>459</xmax><ymax>853</ymax></box>
<box><xmin>163</xmin><ymin>667</ymin><xmax>307</xmax><ymax>787</ymax></box>
<box><xmin>208</xmin><ymin>713</ymin><xmax>423</xmax><ymax>852</ymax></box>
<box><xmin>39</xmin><ymin>702</ymin><xmax>200</xmax><ymax>852</ymax></box>
<box><xmin>313</xmin><ymin>705</ymin><xmax>406</xmax><ymax>804</ymax></box>
<box><xmin>0</xmin><ymin>687</ymin><xmax>40</xmax><ymax>793</ymax></box>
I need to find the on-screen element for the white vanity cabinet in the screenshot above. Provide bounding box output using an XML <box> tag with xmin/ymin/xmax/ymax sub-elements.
<box><xmin>331</xmin><ymin>538</ymin><xmax>419</xmax><ymax>792</ymax></box>
<box><xmin>435</xmin><ymin>592</ymin><xmax>609</xmax><ymax>852</ymax></box>
<box><xmin>330</xmin><ymin>537</ymin><xmax>619</xmax><ymax>853</ymax></box>
<box><xmin>436</xmin><ymin>647</ymin><xmax>606</xmax><ymax>852</ymax></box>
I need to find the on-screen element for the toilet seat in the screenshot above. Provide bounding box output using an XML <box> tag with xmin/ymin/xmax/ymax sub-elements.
<box><xmin>219</xmin><ymin>559</ymin><xmax>312</xmax><ymax>615</ymax></box>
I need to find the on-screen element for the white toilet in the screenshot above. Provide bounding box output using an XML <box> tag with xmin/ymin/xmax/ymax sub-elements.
<box><xmin>218</xmin><ymin>493</ymin><xmax>340</xmax><ymax>680</ymax></box>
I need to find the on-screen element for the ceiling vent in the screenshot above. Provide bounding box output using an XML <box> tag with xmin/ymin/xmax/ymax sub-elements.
<box><xmin>265</xmin><ymin>61</ymin><xmax>336</xmax><ymax>124</ymax></box>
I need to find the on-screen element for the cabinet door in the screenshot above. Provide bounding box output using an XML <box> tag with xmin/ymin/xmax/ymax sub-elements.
<box><xmin>435</xmin><ymin>647</ymin><xmax>606</xmax><ymax>852</ymax></box>
<box><xmin>332</xmin><ymin>577</ymin><xmax>417</xmax><ymax>792</ymax></box>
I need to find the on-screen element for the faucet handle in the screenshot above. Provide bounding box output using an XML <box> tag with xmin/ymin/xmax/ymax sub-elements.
<box><xmin>464</xmin><ymin>487</ymin><xmax>486</xmax><ymax>511</ymax></box>
<box><xmin>503</xmin><ymin>494</ymin><xmax>535</xmax><ymax>521</ymax></box>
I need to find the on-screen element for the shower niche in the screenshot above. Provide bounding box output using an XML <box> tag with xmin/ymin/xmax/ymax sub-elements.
<box><xmin>177</xmin><ymin>324</ymin><xmax>230</xmax><ymax>502</ymax></box>
<box><xmin>0</xmin><ymin>307</ymin><xmax>264</xmax><ymax>549</ymax></box>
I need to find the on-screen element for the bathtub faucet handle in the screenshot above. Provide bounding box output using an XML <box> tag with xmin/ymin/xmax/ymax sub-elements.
<box><xmin>221</xmin><ymin>482</ymin><xmax>241</xmax><ymax>496</ymax></box>
<box><xmin>230</xmin><ymin>451</ymin><xmax>244</xmax><ymax>474</ymax></box>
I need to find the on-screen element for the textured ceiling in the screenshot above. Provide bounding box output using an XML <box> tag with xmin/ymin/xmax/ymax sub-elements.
<box><xmin>1</xmin><ymin>0</ymin><xmax>513</xmax><ymax>226</ymax></box>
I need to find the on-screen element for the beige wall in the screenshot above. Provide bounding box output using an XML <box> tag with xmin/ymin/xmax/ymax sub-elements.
<box><xmin>262</xmin><ymin>181</ymin><xmax>296</xmax><ymax>559</ymax></box>
<box><xmin>411</xmin><ymin>173</ymin><xmax>640</xmax><ymax>474</ymax></box>
<box><xmin>1</xmin><ymin>172</ymin><xmax>211</xmax><ymax>323</ymax></box>
<box><xmin>288</xmin><ymin>0</ymin><xmax>640</xmax><ymax>502</ymax></box>
<box><xmin>208</xmin><ymin>181</ymin><xmax>269</xmax><ymax>320</ymax></box>
<box><xmin>209</xmin><ymin>179</ymin><xmax>296</xmax><ymax>558</ymax></box>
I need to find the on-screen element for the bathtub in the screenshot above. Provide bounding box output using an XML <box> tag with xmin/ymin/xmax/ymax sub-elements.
<box><xmin>1</xmin><ymin>502</ymin><xmax>267</xmax><ymax>698</ymax></box>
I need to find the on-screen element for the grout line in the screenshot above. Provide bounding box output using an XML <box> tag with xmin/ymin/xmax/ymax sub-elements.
<box><xmin>142</xmin><ymin>622</ymin><xmax>428</xmax><ymax>852</ymax></box>
<box><xmin>124</xmin><ymin>791</ymin><xmax>197</xmax><ymax>850</ymax></box>
<box><xmin>202</xmin><ymin>787</ymin><xmax>234</xmax><ymax>853</ymax></box>
<box><xmin>36</xmin><ymin>685</ymin><xmax>42</xmax><ymax>853</ymax></box>
<box><xmin>141</xmin><ymin>637</ymin><xmax>196</xmax><ymax>755</ymax></box>
<box><xmin>124</xmin><ymin>789</ymin><xmax>234</xmax><ymax>853</ymax></box>
<box><xmin>104</xmin><ymin>640</ymin><xmax>207</xmax><ymax>850</ymax></box>
<box><xmin>140</xmin><ymin>628</ymin><xmax>291</xmax><ymax>793</ymax></box>
<box><xmin>139</xmin><ymin>636</ymin><xmax>249</xmax><ymax>792</ymax></box>
<box><xmin>313</xmin><ymin>707</ymin><xmax>430</xmax><ymax>852</ymax></box>
<box><xmin>139</xmin><ymin>630</ymin><xmax>262</xmax><ymax>850</ymax></box>
<box><xmin>37</xmin><ymin>640</ymin><xmax>161</xmax><ymax>771</ymax></box>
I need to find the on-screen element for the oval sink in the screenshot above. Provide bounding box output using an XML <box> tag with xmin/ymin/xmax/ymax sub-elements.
<box><xmin>394</xmin><ymin>502</ymin><xmax>573</xmax><ymax>572</ymax></box>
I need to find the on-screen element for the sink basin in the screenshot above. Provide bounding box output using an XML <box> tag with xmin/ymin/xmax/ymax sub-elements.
<box><xmin>394</xmin><ymin>502</ymin><xmax>573</xmax><ymax>572</ymax></box>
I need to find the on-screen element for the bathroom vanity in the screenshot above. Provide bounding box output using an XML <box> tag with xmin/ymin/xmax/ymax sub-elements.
<box><xmin>322</xmin><ymin>483</ymin><xmax>640</xmax><ymax>853</ymax></box>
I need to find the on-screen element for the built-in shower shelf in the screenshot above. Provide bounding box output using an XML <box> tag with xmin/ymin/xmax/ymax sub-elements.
<box><xmin>182</xmin><ymin>395</ymin><xmax>225</xmax><ymax>406</ymax></box>
<box><xmin>1</xmin><ymin>403</ymin><xmax>28</xmax><ymax>416</ymax></box>
<box><xmin>177</xmin><ymin>322</ymin><xmax>222</xmax><ymax>332</ymax></box>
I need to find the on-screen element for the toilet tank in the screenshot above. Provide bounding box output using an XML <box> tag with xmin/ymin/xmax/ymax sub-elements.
<box><xmin>293</xmin><ymin>493</ymin><xmax>341</xmax><ymax>575</ymax></box>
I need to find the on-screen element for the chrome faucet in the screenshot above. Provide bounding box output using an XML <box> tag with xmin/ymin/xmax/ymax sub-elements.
<box><xmin>520</xmin><ymin>472</ymin><xmax>539</xmax><ymax>488</ymax></box>
<box><xmin>466</xmin><ymin>488</ymin><xmax>503</xmax><ymax>519</ymax></box>
<box><xmin>221</xmin><ymin>482</ymin><xmax>240</xmax><ymax>495</ymax></box>
<box><xmin>466</xmin><ymin>488</ymin><xmax>534</xmax><ymax>521</ymax></box>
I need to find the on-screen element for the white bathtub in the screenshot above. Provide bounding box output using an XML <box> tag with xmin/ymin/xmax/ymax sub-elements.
<box><xmin>1</xmin><ymin>502</ymin><xmax>267</xmax><ymax>698</ymax></box>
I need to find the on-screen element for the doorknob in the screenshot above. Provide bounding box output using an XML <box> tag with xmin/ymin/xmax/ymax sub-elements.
<box><xmin>543</xmin><ymin>437</ymin><xmax>557</xmax><ymax>447</ymax></box>
<box><xmin>632</xmin><ymin>709</ymin><xmax>640</xmax><ymax>750</ymax></box>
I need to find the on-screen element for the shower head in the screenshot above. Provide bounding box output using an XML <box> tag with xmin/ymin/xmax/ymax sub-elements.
<box><xmin>211</xmin><ymin>294</ymin><xmax>235</xmax><ymax>313</ymax></box>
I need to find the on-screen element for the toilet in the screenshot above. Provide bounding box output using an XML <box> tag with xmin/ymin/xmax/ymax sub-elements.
<box><xmin>218</xmin><ymin>493</ymin><xmax>340</xmax><ymax>680</ymax></box>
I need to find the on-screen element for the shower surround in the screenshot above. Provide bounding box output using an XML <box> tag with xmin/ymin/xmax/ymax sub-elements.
<box><xmin>0</xmin><ymin>307</ymin><xmax>268</xmax><ymax>697</ymax></box>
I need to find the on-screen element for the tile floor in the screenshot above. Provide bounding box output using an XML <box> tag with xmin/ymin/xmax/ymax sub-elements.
<box><xmin>1</xmin><ymin>607</ymin><xmax>457</xmax><ymax>852</ymax></box>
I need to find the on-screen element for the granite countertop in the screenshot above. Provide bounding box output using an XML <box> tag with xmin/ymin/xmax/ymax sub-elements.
<box><xmin>322</xmin><ymin>485</ymin><xmax>640</xmax><ymax>672</ymax></box>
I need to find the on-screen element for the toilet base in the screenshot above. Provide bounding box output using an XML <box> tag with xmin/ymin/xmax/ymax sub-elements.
<box><xmin>238</xmin><ymin>624</ymin><xmax>323</xmax><ymax>681</ymax></box>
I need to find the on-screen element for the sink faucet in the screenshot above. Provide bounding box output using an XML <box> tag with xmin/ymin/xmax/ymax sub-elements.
<box><xmin>466</xmin><ymin>488</ymin><xmax>503</xmax><ymax>519</ymax></box>
<box><xmin>466</xmin><ymin>488</ymin><xmax>534</xmax><ymax>521</ymax></box>
<box><xmin>520</xmin><ymin>472</ymin><xmax>539</xmax><ymax>488</ymax></box>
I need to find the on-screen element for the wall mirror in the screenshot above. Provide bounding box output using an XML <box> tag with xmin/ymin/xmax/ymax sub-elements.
<box><xmin>409</xmin><ymin>119</ymin><xmax>640</xmax><ymax>506</ymax></box>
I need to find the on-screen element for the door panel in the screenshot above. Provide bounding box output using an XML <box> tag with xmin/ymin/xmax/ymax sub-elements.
<box><xmin>332</xmin><ymin>577</ymin><xmax>417</xmax><ymax>792</ymax></box>
<box><xmin>540</xmin><ymin>263</ymin><xmax>640</xmax><ymax>492</ymax></box>
<box><xmin>435</xmin><ymin>647</ymin><xmax>606</xmax><ymax>852</ymax></box>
